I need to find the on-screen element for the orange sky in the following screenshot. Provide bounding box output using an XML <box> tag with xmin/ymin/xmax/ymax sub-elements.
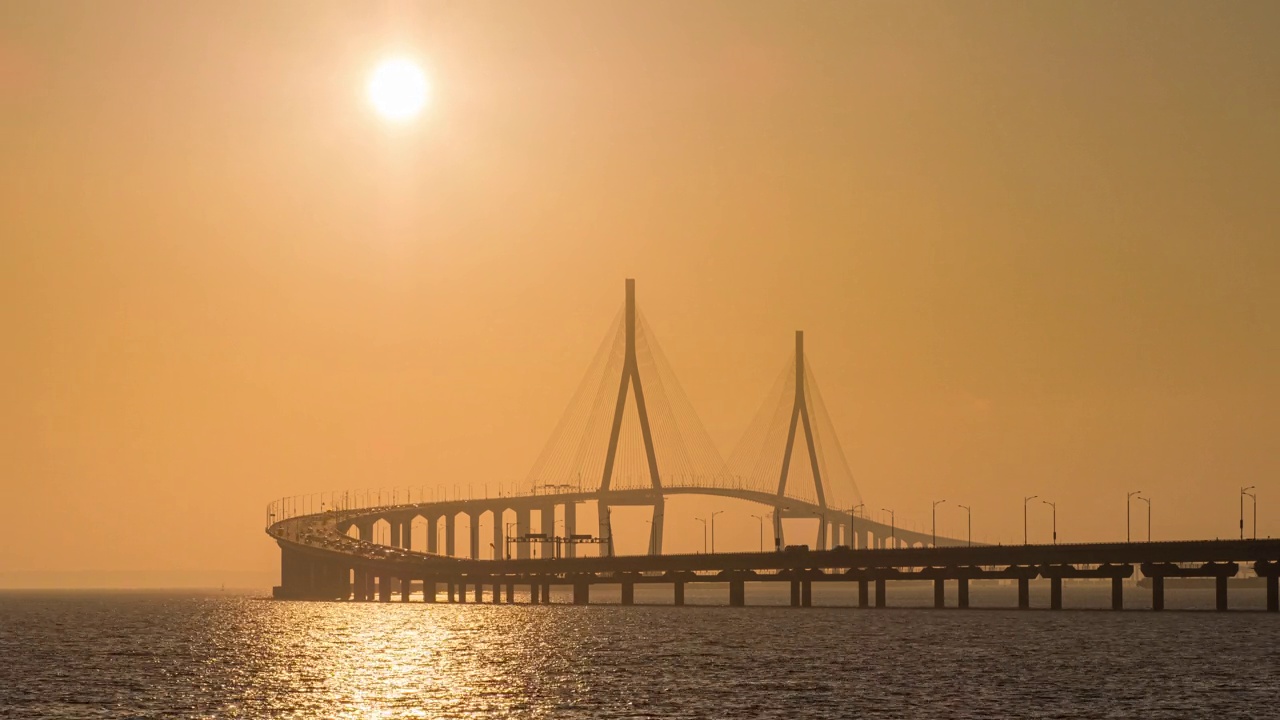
<box><xmin>2</xmin><ymin>2</ymin><xmax>1278</xmax><ymax>587</ymax></box>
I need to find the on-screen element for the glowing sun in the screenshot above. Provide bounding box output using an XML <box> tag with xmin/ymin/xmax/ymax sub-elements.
<box><xmin>367</xmin><ymin>58</ymin><xmax>429</xmax><ymax>122</ymax></box>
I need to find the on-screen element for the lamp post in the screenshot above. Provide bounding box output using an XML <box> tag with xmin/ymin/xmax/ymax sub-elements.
<box><xmin>1137</xmin><ymin>495</ymin><xmax>1151</xmax><ymax>541</ymax></box>
<box><xmin>696</xmin><ymin>517</ymin><xmax>708</xmax><ymax>553</ymax></box>
<box><xmin>1023</xmin><ymin>495</ymin><xmax>1037</xmax><ymax>545</ymax></box>
<box><xmin>1242</xmin><ymin>486</ymin><xmax>1256</xmax><ymax>540</ymax></box>
<box><xmin>931</xmin><ymin>500</ymin><xmax>946</xmax><ymax>546</ymax></box>
<box><xmin>711</xmin><ymin>510</ymin><xmax>724</xmax><ymax>553</ymax></box>
<box><xmin>1127</xmin><ymin>490</ymin><xmax>1142</xmax><ymax>543</ymax></box>
<box><xmin>1042</xmin><ymin>500</ymin><xmax>1056</xmax><ymax>544</ymax></box>
<box><xmin>881</xmin><ymin>508</ymin><xmax>895</xmax><ymax>545</ymax></box>
<box><xmin>957</xmin><ymin>504</ymin><xmax>971</xmax><ymax>547</ymax></box>
<box><xmin>750</xmin><ymin>514</ymin><xmax>765</xmax><ymax>552</ymax></box>
<box><xmin>505</xmin><ymin>522</ymin><xmax>516</xmax><ymax>559</ymax></box>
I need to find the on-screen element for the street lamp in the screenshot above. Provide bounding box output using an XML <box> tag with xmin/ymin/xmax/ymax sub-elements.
<box><xmin>932</xmin><ymin>500</ymin><xmax>946</xmax><ymax>546</ymax></box>
<box><xmin>957</xmin><ymin>504</ymin><xmax>971</xmax><ymax>547</ymax></box>
<box><xmin>1242</xmin><ymin>486</ymin><xmax>1256</xmax><ymax>540</ymax></box>
<box><xmin>750</xmin><ymin>514</ymin><xmax>765</xmax><ymax>552</ymax></box>
<box><xmin>1127</xmin><ymin>490</ymin><xmax>1142</xmax><ymax>542</ymax></box>
<box><xmin>1042</xmin><ymin>500</ymin><xmax>1056</xmax><ymax>544</ymax></box>
<box><xmin>711</xmin><ymin>510</ymin><xmax>724</xmax><ymax>553</ymax></box>
<box><xmin>881</xmin><ymin>508</ymin><xmax>895</xmax><ymax>545</ymax></box>
<box><xmin>695</xmin><ymin>517</ymin><xmax>708</xmax><ymax>553</ymax></box>
<box><xmin>1023</xmin><ymin>496</ymin><xmax>1038</xmax><ymax>545</ymax></box>
<box><xmin>1137</xmin><ymin>495</ymin><xmax>1151</xmax><ymax>542</ymax></box>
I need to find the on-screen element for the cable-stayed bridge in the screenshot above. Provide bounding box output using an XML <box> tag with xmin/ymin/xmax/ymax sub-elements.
<box><xmin>265</xmin><ymin>280</ymin><xmax>1280</xmax><ymax>611</ymax></box>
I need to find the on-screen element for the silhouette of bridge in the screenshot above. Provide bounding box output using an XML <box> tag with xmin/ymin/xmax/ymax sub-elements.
<box><xmin>266</xmin><ymin>280</ymin><xmax>1280</xmax><ymax>611</ymax></box>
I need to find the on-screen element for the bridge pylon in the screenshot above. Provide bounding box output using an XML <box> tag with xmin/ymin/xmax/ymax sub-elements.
<box><xmin>597</xmin><ymin>278</ymin><xmax>665</xmax><ymax>554</ymax></box>
<box><xmin>774</xmin><ymin>330</ymin><xmax>829</xmax><ymax>549</ymax></box>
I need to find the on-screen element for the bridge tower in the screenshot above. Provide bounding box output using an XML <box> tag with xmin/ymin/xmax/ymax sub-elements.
<box><xmin>774</xmin><ymin>331</ymin><xmax>830</xmax><ymax>549</ymax></box>
<box><xmin>597</xmin><ymin>279</ymin><xmax>665</xmax><ymax>554</ymax></box>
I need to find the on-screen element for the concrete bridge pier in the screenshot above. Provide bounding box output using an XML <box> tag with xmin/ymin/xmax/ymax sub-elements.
<box><xmin>401</xmin><ymin>518</ymin><xmax>413</xmax><ymax>551</ymax></box>
<box><xmin>473</xmin><ymin>582</ymin><xmax>482</xmax><ymax>602</ymax></box>
<box><xmin>363</xmin><ymin>571</ymin><xmax>375</xmax><ymax>602</ymax></box>
<box><xmin>958</xmin><ymin>577</ymin><xmax>970</xmax><ymax>608</ymax></box>
<box><xmin>573</xmin><ymin>579</ymin><xmax>590</xmax><ymax>605</ymax></box>
<box><xmin>541</xmin><ymin>580</ymin><xmax>552</xmax><ymax>603</ymax></box>
<box><xmin>789</xmin><ymin>580</ymin><xmax>800</xmax><ymax>607</ymax></box>
<box><xmin>674</xmin><ymin>581</ymin><xmax>685</xmax><ymax>606</ymax></box>
<box><xmin>401</xmin><ymin>577</ymin><xmax>413</xmax><ymax>602</ymax></box>
<box><xmin>424</xmin><ymin>578</ymin><xmax>436</xmax><ymax>602</ymax></box>
<box><xmin>445</xmin><ymin>514</ymin><xmax>457</xmax><ymax>557</ymax></box>
<box><xmin>621</xmin><ymin>581</ymin><xmax>635</xmax><ymax>605</ymax></box>
<box><xmin>540</xmin><ymin>505</ymin><xmax>555</xmax><ymax>558</ymax></box>
<box><xmin>1216</xmin><ymin>576</ymin><xmax>1228</xmax><ymax>611</ymax></box>
<box><xmin>427</xmin><ymin>516</ymin><xmax>439</xmax><ymax>554</ymax></box>
<box><xmin>505</xmin><ymin>582</ymin><xmax>515</xmax><ymax>603</ymax></box>
<box><xmin>378</xmin><ymin>575</ymin><xmax>391</xmax><ymax>602</ymax></box>
<box><xmin>469</xmin><ymin>513</ymin><xmax>482</xmax><ymax>560</ymax></box>
<box><xmin>729</xmin><ymin>579</ymin><xmax>745</xmax><ymax>607</ymax></box>
<box><xmin>1111</xmin><ymin>576</ymin><xmax>1124</xmax><ymax>610</ymax></box>
<box><xmin>933</xmin><ymin>579</ymin><xmax>945</xmax><ymax>609</ymax></box>
<box><xmin>858</xmin><ymin>579</ymin><xmax>869</xmax><ymax>608</ymax></box>
<box><xmin>491</xmin><ymin>581</ymin><xmax>501</xmax><ymax>603</ymax></box>
<box><xmin>1050</xmin><ymin>577</ymin><xmax>1063</xmax><ymax>610</ymax></box>
<box><xmin>801</xmin><ymin>580</ymin><xmax>813</xmax><ymax>607</ymax></box>
<box><xmin>1268</xmin><ymin>576</ymin><xmax>1279</xmax><ymax>612</ymax></box>
<box><xmin>492</xmin><ymin>513</ymin><xmax>505</xmax><ymax>560</ymax></box>
<box><xmin>563</xmin><ymin>503</ymin><xmax>577</xmax><ymax>558</ymax></box>
<box><xmin>1152</xmin><ymin>576</ymin><xmax>1165</xmax><ymax>611</ymax></box>
<box><xmin>353</xmin><ymin>568</ymin><xmax>368</xmax><ymax>601</ymax></box>
<box><xmin>517</xmin><ymin>510</ymin><xmax>532</xmax><ymax>560</ymax></box>
<box><xmin>875</xmin><ymin>578</ymin><xmax>886</xmax><ymax>608</ymax></box>
<box><xmin>1017</xmin><ymin>577</ymin><xmax>1030</xmax><ymax>609</ymax></box>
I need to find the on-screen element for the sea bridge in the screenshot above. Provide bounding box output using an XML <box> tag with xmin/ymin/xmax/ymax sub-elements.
<box><xmin>267</xmin><ymin>280</ymin><xmax>1280</xmax><ymax>611</ymax></box>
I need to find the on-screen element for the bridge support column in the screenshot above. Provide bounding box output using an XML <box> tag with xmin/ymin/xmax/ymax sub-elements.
<box><xmin>648</xmin><ymin>499</ymin><xmax>665</xmax><ymax>556</ymax></box>
<box><xmin>729</xmin><ymin>579</ymin><xmax>745</xmax><ymax>607</ymax></box>
<box><xmin>1152</xmin><ymin>576</ymin><xmax>1164</xmax><ymax>611</ymax></box>
<box><xmin>1216</xmin><ymin>576</ymin><xmax>1228</xmax><ymax>611</ymax></box>
<box><xmin>573</xmin><ymin>580</ymin><xmax>590</xmax><ymax>605</ymax></box>
<box><xmin>875</xmin><ymin>578</ymin><xmax>886</xmax><ymax>608</ymax></box>
<box><xmin>530</xmin><ymin>582</ymin><xmax>540</xmax><ymax>604</ymax></box>
<box><xmin>858</xmin><ymin>579</ymin><xmax>869</xmax><ymax>608</ymax></box>
<box><xmin>958</xmin><ymin>577</ymin><xmax>969</xmax><ymax>609</ymax></box>
<box><xmin>401</xmin><ymin>577</ymin><xmax>413</xmax><ymax>602</ymax></box>
<box><xmin>1111</xmin><ymin>576</ymin><xmax>1124</xmax><ymax>610</ymax></box>
<box><xmin>934</xmin><ymin>579</ymin><xmax>945</xmax><ymax>609</ymax></box>
<box><xmin>402</xmin><ymin>520</ymin><xmax>413</xmax><ymax>552</ymax></box>
<box><xmin>801</xmin><ymin>580</ymin><xmax>813</xmax><ymax>607</ymax></box>
<box><xmin>469</xmin><ymin>513</ymin><xmax>481</xmax><ymax>560</ymax></box>
<box><xmin>790</xmin><ymin>580</ymin><xmax>801</xmax><ymax>607</ymax></box>
<box><xmin>518</xmin><ymin>509</ymin><xmax>531</xmax><ymax>560</ymax></box>
<box><xmin>541</xmin><ymin>581</ymin><xmax>552</xmax><ymax>603</ymax></box>
<box><xmin>1268</xmin><ymin>576</ymin><xmax>1279</xmax><ymax>612</ymax></box>
<box><xmin>674</xmin><ymin>581</ymin><xmax>685</xmax><ymax>606</ymax></box>
<box><xmin>427</xmin><ymin>516</ymin><xmax>438</xmax><ymax>554</ymax></box>
<box><xmin>492</xmin><ymin>512</ymin><xmax>505</xmax><ymax>560</ymax></box>
<box><xmin>621</xmin><ymin>582</ymin><xmax>635</xmax><ymax>605</ymax></box>
<box><xmin>541</xmin><ymin>506</ymin><xmax>555</xmax><ymax>559</ymax></box>
<box><xmin>1017</xmin><ymin>577</ymin><xmax>1030</xmax><ymax>609</ymax></box>
<box><xmin>378</xmin><ymin>575</ymin><xmax>391</xmax><ymax>603</ymax></box>
<box><xmin>391</xmin><ymin>519</ymin><xmax>402</xmax><ymax>549</ymax></box>
<box><xmin>563</xmin><ymin>504</ymin><xmax>577</xmax><ymax>558</ymax></box>
<box><xmin>1050</xmin><ymin>577</ymin><xmax>1063</xmax><ymax>610</ymax></box>
<box><xmin>352</xmin><ymin>568</ymin><xmax>366</xmax><ymax>601</ymax></box>
<box><xmin>474</xmin><ymin>583</ymin><xmax>483</xmax><ymax>603</ymax></box>
<box><xmin>424</xmin><ymin>578</ymin><xmax>436</xmax><ymax>602</ymax></box>
<box><xmin>491</xmin><ymin>581</ymin><xmax>501</xmax><ymax>603</ymax></box>
<box><xmin>364</xmin><ymin>571</ymin><xmax>376</xmax><ymax>602</ymax></box>
<box><xmin>445</xmin><ymin>514</ymin><xmax>457</xmax><ymax>557</ymax></box>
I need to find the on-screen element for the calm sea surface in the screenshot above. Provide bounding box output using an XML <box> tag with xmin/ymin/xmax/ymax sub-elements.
<box><xmin>2</xmin><ymin>585</ymin><xmax>1279</xmax><ymax>719</ymax></box>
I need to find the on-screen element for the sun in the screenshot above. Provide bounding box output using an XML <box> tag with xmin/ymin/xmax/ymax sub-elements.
<box><xmin>367</xmin><ymin>58</ymin><xmax>429</xmax><ymax>122</ymax></box>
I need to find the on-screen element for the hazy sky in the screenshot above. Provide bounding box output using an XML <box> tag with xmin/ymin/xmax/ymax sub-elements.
<box><xmin>3</xmin><ymin>2</ymin><xmax>1278</xmax><ymax>587</ymax></box>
